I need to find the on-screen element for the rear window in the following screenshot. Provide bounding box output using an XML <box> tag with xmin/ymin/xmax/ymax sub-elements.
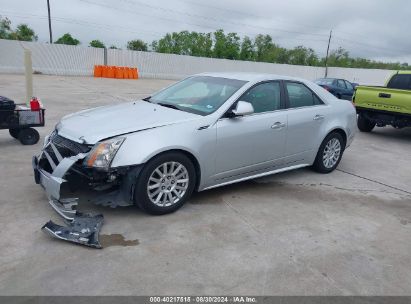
<box><xmin>315</xmin><ymin>78</ymin><xmax>334</xmax><ymax>85</ymax></box>
<box><xmin>387</xmin><ymin>74</ymin><xmax>411</xmax><ymax>90</ymax></box>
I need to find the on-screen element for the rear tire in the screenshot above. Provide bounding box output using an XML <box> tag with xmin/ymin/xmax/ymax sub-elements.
<box><xmin>313</xmin><ymin>132</ymin><xmax>345</xmax><ymax>174</ymax></box>
<box><xmin>9</xmin><ymin>128</ymin><xmax>20</xmax><ymax>139</ymax></box>
<box><xmin>357</xmin><ymin>114</ymin><xmax>375</xmax><ymax>132</ymax></box>
<box><xmin>134</xmin><ymin>152</ymin><xmax>196</xmax><ymax>215</ymax></box>
<box><xmin>18</xmin><ymin>128</ymin><xmax>40</xmax><ymax>145</ymax></box>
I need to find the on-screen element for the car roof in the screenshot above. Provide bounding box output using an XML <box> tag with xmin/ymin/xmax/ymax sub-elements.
<box><xmin>196</xmin><ymin>72</ymin><xmax>311</xmax><ymax>83</ymax></box>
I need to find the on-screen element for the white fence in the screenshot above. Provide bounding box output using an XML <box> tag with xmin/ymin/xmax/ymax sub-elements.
<box><xmin>0</xmin><ymin>39</ymin><xmax>396</xmax><ymax>85</ymax></box>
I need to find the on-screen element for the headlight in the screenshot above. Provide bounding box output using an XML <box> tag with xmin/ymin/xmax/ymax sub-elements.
<box><xmin>84</xmin><ymin>137</ymin><xmax>125</xmax><ymax>169</ymax></box>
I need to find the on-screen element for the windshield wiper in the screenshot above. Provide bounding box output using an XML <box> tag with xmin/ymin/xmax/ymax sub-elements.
<box><xmin>142</xmin><ymin>96</ymin><xmax>151</xmax><ymax>102</ymax></box>
<box><xmin>156</xmin><ymin>102</ymin><xmax>181</xmax><ymax>111</ymax></box>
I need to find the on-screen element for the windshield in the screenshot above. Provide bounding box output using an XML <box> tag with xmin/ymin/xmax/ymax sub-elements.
<box><xmin>149</xmin><ymin>76</ymin><xmax>247</xmax><ymax>115</ymax></box>
<box><xmin>315</xmin><ymin>78</ymin><xmax>334</xmax><ymax>85</ymax></box>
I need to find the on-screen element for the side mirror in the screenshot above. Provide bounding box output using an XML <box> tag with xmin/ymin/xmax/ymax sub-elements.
<box><xmin>231</xmin><ymin>101</ymin><xmax>254</xmax><ymax>117</ymax></box>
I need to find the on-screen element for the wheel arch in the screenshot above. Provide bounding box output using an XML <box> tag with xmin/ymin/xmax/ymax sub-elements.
<box><xmin>142</xmin><ymin>148</ymin><xmax>202</xmax><ymax>191</ymax></box>
<box><xmin>323</xmin><ymin>127</ymin><xmax>347</xmax><ymax>149</ymax></box>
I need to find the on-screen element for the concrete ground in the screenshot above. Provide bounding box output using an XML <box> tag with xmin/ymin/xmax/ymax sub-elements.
<box><xmin>0</xmin><ymin>74</ymin><xmax>410</xmax><ymax>296</ymax></box>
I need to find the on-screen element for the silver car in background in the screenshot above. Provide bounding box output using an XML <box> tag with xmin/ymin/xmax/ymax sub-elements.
<box><xmin>33</xmin><ymin>73</ymin><xmax>356</xmax><ymax>216</ymax></box>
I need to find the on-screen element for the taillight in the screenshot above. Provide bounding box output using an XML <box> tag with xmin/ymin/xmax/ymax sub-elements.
<box><xmin>322</xmin><ymin>86</ymin><xmax>330</xmax><ymax>91</ymax></box>
<box><xmin>352</xmin><ymin>90</ymin><xmax>356</xmax><ymax>107</ymax></box>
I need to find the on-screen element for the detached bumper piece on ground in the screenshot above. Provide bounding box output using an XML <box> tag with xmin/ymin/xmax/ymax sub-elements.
<box><xmin>42</xmin><ymin>212</ymin><xmax>104</xmax><ymax>249</ymax></box>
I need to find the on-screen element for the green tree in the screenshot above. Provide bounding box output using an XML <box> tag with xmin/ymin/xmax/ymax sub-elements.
<box><xmin>89</xmin><ymin>39</ymin><xmax>105</xmax><ymax>48</ymax></box>
<box><xmin>239</xmin><ymin>36</ymin><xmax>255</xmax><ymax>61</ymax></box>
<box><xmin>225</xmin><ymin>32</ymin><xmax>240</xmax><ymax>60</ymax></box>
<box><xmin>326</xmin><ymin>47</ymin><xmax>350</xmax><ymax>67</ymax></box>
<box><xmin>254</xmin><ymin>34</ymin><xmax>274</xmax><ymax>62</ymax></box>
<box><xmin>127</xmin><ymin>39</ymin><xmax>148</xmax><ymax>51</ymax></box>
<box><xmin>13</xmin><ymin>24</ymin><xmax>37</xmax><ymax>41</ymax></box>
<box><xmin>152</xmin><ymin>31</ymin><xmax>212</xmax><ymax>57</ymax></box>
<box><xmin>0</xmin><ymin>16</ymin><xmax>12</xmax><ymax>39</ymax></box>
<box><xmin>55</xmin><ymin>33</ymin><xmax>80</xmax><ymax>45</ymax></box>
<box><xmin>213</xmin><ymin>29</ymin><xmax>226</xmax><ymax>58</ymax></box>
<box><xmin>148</xmin><ymin>29</ymin><xmax>410</xmax><ymax>70</ymax></box>
<box><xmin>288</xmin><ymin>46</ymin><xmax>318</xmax><ymax>66</ymax></box>
<box><xmin>109</xmin><ymin>45</ymin><xmax>118</xmax><ymax>49</ymax></box>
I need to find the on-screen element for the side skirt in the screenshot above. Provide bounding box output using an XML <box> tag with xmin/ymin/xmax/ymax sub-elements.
<box><xmin>202</xmin><ymin>164</ymin><xmax>309</xmax><ymax>191</ymax></box>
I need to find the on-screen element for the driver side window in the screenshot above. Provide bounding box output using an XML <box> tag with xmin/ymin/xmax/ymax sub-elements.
<box><xmin>240</xmin><ymin>82</ymin><xmax>281</xmax><ymax>114</ymax></box>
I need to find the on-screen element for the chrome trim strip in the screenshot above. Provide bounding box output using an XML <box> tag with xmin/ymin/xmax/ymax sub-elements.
<box><xmin>203</xmin><ymin>164</ymin><xmax>309</xmax><ymax>191</ymax></box>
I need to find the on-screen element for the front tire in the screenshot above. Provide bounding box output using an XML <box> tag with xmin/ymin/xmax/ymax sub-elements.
<box><xmin>357</xmin><ymin>114</ymin><xmax>375</xmax><ymax>132</ymax></box>
<box><xmin>313</xmin><ymin>132</ymin><xmax>345</xmax><ymax>173</ymax></box>
<box><xmin>134</xmin><ymin>152</ymin><xmax>196</xmax><ymax>215</ymax></box>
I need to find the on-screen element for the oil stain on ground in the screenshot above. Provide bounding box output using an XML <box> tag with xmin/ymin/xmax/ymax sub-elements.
<box><xmin>99</xmin><ymin>234</ymin><xmax>139</xmax><ymax>248</ymax></box>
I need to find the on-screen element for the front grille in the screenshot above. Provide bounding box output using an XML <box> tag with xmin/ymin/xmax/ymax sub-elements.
<box><xmin>50</xmin><ymin>133</ymin><xmax>91</xmax><ymax>155</ymax></box>
<box><xmin>40</xmin><ymin>132</ymin><xmax>92</xmax><ymax>173</ymax></box>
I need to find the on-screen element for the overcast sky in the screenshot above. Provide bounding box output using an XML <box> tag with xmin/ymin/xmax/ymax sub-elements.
<box><xmin>1</xmin><ymin>0</ymin><xmax>411</xmax><ymax>63</ymax></box>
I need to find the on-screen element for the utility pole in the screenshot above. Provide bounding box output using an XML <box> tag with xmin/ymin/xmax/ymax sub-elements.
<box><xmin>324</xmin><ymin>30</ymin><xmax>332</xmax><ymax>78</ymax></box>
<box><xmin>47</xmin><ymin>0</ymin><xmax>53</xmax><ymax>43</ymax></box>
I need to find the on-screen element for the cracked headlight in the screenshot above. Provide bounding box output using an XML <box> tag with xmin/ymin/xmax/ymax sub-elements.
<box><xmin>84</xmin><ymin>137</ymin><xmax>125</xmax><ymax>169</ymax></box>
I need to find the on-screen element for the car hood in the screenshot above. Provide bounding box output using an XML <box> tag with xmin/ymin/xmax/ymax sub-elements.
<box><xmin>57</xmin><ymin>100</ymin><xmax>200</xmax><ymax>144</ymax></box>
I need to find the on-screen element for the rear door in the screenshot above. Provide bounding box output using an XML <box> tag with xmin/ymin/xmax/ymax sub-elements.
<box><xmin>283</xmin><ymin>81</ymin><xmax>329</xmax><ymax>165</ymax></box>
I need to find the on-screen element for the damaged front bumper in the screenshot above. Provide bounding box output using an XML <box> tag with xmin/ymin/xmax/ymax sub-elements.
<box><xmin>33</xmin><ymin>132</ymin><xmax>140</xmax><ymax>220</ymax></box>
<box><xmin>33</xmin><ymin>146</ymin><xmax>88</xmax><ymax>220</ymax></box>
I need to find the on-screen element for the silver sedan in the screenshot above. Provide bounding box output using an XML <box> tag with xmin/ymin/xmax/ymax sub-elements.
<box><xmin>33</xmin><ymin>73</ymin><xmax>356</xmax><ymax>216</ymax></box>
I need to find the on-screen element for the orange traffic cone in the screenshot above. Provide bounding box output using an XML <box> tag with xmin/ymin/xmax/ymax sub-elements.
<box><xmin>132</xmin><ymin>68</ymin><xmax>138</xmax><ymax>79</ymax></box>
<box><xmin>108</xmin><ymin>66</ymin><xmax>116</xmax><ymax>78</ymax></box>
<box><xmin>94</xmin><ymin>65</ymin><xmax>102</xmax><ymax>77</ymax></box>
<box><xmin>102</xmin><ymin>65</ymin><xmax>109</xmax><ymax>78</ymax></box>
<box><xmin>123</xmin><ymin>67</ymin><xmax>130</xmax><ymax>79</ymax></box>
<box><xmin>115</xmin><ymin>66</ymin><xmax>123</xmax><ymax>79</ymax></box>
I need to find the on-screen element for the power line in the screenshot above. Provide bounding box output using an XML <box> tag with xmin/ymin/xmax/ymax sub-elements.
<box><xmin>335</xmin><ymin>36</ymin><xmax>410</xmax><ymax>52</ymax></box>
<box><xmin>175</xmin><ymin>0</ymin><xmax>333</xmax><ymax>32</ymax></box>
<box><xmin>0</xmin><ymin>10</ymin><xmax>165</xmax><ymax>37</ymax></box>
<box><xmin>2</xmin><ymin>7</ymin><xmax>409</xmax><ymax>61</ymax></box>
<box><xmin>80</xmin><ymin>0</ymin><xmax>329</xmax><ymax>39</ymax></box>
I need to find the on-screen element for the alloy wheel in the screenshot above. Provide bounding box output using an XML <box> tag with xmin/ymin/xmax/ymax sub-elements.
<box><xmin>147</xmin><ymin>161</ymin><xmax>189</xmax><ymax>207</ymax></box>
<box><xmin>322</xmin><ymin>138</ymin><xmax>341</xmax><ymax>168</ymax></box>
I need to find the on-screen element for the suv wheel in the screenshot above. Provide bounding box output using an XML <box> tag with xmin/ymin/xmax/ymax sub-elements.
<box><xmin>313</xmin><ymin>132</ymin><xmax>345</xmax><ymax>173</ymax></box>
<box><xmin>357</xmin><ymin>114</ymin><xmax>375</xmax><ymax>132</ymax></box>
<box><xmin>134</xmin><ymin>152</ymin><xmax>196</xmax><ymax>215</ymax></box>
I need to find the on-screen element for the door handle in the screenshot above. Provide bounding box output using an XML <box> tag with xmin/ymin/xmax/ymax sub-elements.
<box><xmin>313</xmin><ymin>114</ymin><xmax>325</xmax><ymax>121</ymax></box>
<box><xmin>271</xmin><ymin>122</ymin><xmax>286</xmax><ymax>129</ymax></box>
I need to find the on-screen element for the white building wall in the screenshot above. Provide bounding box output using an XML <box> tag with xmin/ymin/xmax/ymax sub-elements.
<box><xmin>0</xmin><ymin>39</ymin><xmax>398</xmax><ymax>85</ymax></box>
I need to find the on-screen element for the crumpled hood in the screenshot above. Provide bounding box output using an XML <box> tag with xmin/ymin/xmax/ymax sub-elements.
<box><xmin>57</xmin><ymin>100</ymin><xmax>200</xmax><ymax>144</ymax></box>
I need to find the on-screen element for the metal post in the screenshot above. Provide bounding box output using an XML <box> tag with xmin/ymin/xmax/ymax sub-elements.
<box><xmin>24</xmin><ymin>49</ymin><xmax>33</xmax><ymax>106</ymax></box>
<box><xmin>324</xmin><ymin>30</ymin><xmax>332</xmax><ymax>78</ymax></box>
<box><xmin>103</xmin><ymin>47</ymin><xmax>107</xmax><ymax>65</ymax></box>
<box><xmin>47</xmin><ymin>0</ymin><xmax>53</xmax><ymax>43</ymax></box>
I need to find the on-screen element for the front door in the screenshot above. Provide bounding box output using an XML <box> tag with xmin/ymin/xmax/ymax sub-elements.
<box><xmin>214</xmin><ymin>81</ymin><xmax>287</xmax><ymax>181</ymax></box>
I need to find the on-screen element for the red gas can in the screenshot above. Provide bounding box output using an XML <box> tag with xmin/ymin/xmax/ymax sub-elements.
<box><xmin>30</xmin><ymin>97</ymin><xmax>40</xmax><ymax>111</ymax></box>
